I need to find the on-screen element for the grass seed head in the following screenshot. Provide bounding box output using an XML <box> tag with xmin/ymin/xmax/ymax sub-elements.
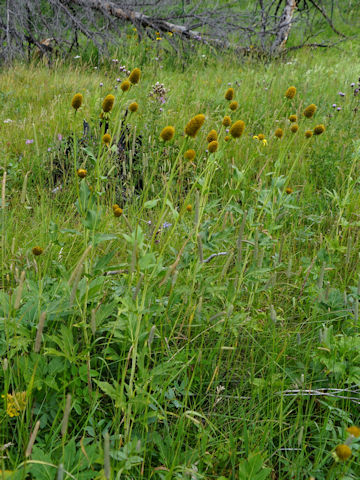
<box><xmin>32</xmin><ymin>246</ymin><xmax>43</xmax><ymax>256</ymax></box>
<box><xmin>208</xmin><ymin>140</ymin><xmax>218</xmax><ymax>153</ymax></box>
<box><xmin>275</xmin><ymin>128</ymin><xmax>284</xmax><ymax>138</ymax></box>
<box><xmin>129</xmin><ymin>102</ymin><xmax>138</xmax><ymax>113</ymax></box>
<box><xmin>71</xmin><ymin>93</ymin><xmax>83</xmax><ymax>110</ymax></box>
<box><xmin>184</xmin><ymin>149</ymin><xmax>196</xmax><ymax>161</ymax></box>
<box><xmin>222</xmin><ymin>116</ymin><xmax>231</xmax><ymax>127</ymax></box>
<box><xmin>285</xmin><ymin>86</ymin><xmax>296</xmax><ymax>99</ymax></box>
<box><xmin>229</xmin><ymin>120</ymin><xmax>245</xmax><ymax>138</ymax></box>
<box><xmin>303</xmin><ymin>104</ymin><xmax>317</xmax><ymax>118</ymax></box>
<box><xmin>207</xmin><ymin>129</ymin><xmax>218</xmax><ymax>143</ymax></box>
<box><xmin>102</xmin><ymin>133</ymin><xmax>111</xmax><ymax>145</ymax></box>
<box><xmin>335</xmin><ymin>444</ymin><xmax>352</xmax><ymax>461</ymax></box>
<box><xmin>102</xmin><ymin>94</ymin><xmax>115</xmax><ymax>113</ymax></box>
<box><xmin>225</xmin><ymin>88</ymin><xmax>234</xmax><ymax>101</ymax></box>
<box><xmin>313</xmin><ymin>124</ymin><xmax>325</xmax><ymax>135</ymax></box>
<box><xmin>160</xmin><ymin>126</ymin><xmax>175</xmax><ymax>142</ymax></box>
<box><xmin>185</xmin><ymin>114</ymin><xmax>205</xmax><ymax>137</ymax></box>
<box><xmin>347</xmin><ymin>426</ymin><xmax>360</xmax><ymax>438</ymax></box>
<box><xmin>114</xmin><ymin>207</ymin><xmax>123</xmax><ymax>217</ymax></box>
<box><xmin>129</xmin><ymin>68</ymin><xmax>141</xmax><ymax>84</ymax></box>
<box><xmin>120</xmin><ymin>80</ymin><xmax>131</xmax><ymax>92</ymax></box>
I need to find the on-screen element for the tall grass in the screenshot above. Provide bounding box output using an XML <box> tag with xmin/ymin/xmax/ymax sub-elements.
<box><xmin>1</xmin><ymin>37</ymin><xmax>360</xmax><ymax>479</ymax></box>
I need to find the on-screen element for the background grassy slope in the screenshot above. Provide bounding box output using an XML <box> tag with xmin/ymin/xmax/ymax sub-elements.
<box><xmin>1</xmin><ymin>37</ymin><xmax>360</xmax><ymax>479</ymax></box>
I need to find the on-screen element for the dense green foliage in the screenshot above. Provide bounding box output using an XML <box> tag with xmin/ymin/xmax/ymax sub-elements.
<box><xmin>1</xmin><ymin>36</ymin><xmax>360</xmax><ymax>479</ymax></box>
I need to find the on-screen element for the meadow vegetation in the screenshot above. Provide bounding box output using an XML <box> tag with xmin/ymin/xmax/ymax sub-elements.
<box><xmin>1</xmin><ymin>35</ymin><xmax>360</xmax><ymax>479</ymax></box>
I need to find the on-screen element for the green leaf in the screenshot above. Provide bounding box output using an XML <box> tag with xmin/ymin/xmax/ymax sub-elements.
<box><xmin>93</xmin><ymin>251</ymin><xmax>116</xmax><ymax>274</ymax></box>
<box><xmin>82</xmin><ymin>208</ymin><xmax>102</xmax><ymax>230</ymax></box>
<box><xmin>94</xmin><ymin>380</ymin><xmax>123</xmax><ymax>407</ymax></box>
<box><xmin>144</xmin><ymin>199</ymin><xmax>160</xmax><ymax>209</ymax></box>
<box><xmin>166</xmin><ymin>199</ymin><xmax>179</xmax><ymax>219</ymax></box>
<box><xmin>77</xmin><ymin>179</ymin><xmax>91</xmax><ymax>214</ymax></box>
<box><xmin>93</xmin><ymin>233</ymin><xmax>118</xmax><ymax>246</ymax></box>
<box><xmin>238</xmin><ymin>452</ymin><xmax>271</xmax><ymax>480</ymax></box>
<box><xmin>139</xmin><ymin>252</ymin><xmax>156</xmax><ymax>270</ymax></box>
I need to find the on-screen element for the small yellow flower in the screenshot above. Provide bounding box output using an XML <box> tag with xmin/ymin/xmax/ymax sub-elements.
<box><xmin>313</xmin><ymin>124</ymin><xmax>325</xmax><ymax>135</ymax></box>
<box><xmin>113</xmin><ymin>207</ymin><xmax>123</xmax><ymax>217</ymax></box>
<box><xmin>156</xmin><ymin>37</ymin><xmax>162</xmax><ymax>41</ymax></box>
<box><xmin>289</xmin><ymin>114</ymin><xmax>297</xmax><ymax>122</ymax></box>
<box><xmin>285</xmin><ymin>86</ymin><xmax>296</xmax><ymax>99</ymax></box>
<box><xmin>335</xmin><ymin>444</ymin><xmax>352</xmax><ymax>461</ymax></box>
<box><xmin>184</xmin><ymin>149</ymin><xmax>196</xmax><ymax>161</ymax></box>
<box><xmin>129</xmin><ymin>68</ymin><xmax>141</xmax><ymax>85</ymax></box>
<box><xmin>167</xmin><ymin>31</ymin><xmax>173</xmax><ymax>37</ymax></box>
<box><xmin>71</xmin><ymin>93</ymin><xmax>83</xmax><ymax>111</ymax></box>
<box><xmin>3</xmin><ymin>392</ymin><xmax>27</xmax><ymax>417</ymax></box>
<box><xmin>303</xmin><ymin>104</ymin><xmax>317</xmax><ymax>118</ymax></box>
<box><xmin>185</xmin><ymin>114</ymin><xmax>205</xmax><ymax>138</ymax></box>
<box><xmin>257</xmin><ymin>134</ymin><xmax>265</xmax><ymax>141</ymax></box>
<box><xmin>160</xmin><ymin>126</ymin><xmax>175</xmax><ymax>142</ymax></box>
<box><xmin>225</xmin><ymin>88</ymin><xmax>234</xmax><ymax>101</ymax></box>
<box><xmin>229</xmin><ymin>101</ymin><xmax>238</xmax><ymax>111</ymax></box>
<box><xmin>102</xmin><ymin>94</ymin><xmax>115</xmax><ymax>113</ymax></box>
<box><xmin>222</xmin><ymin>116</ymin><xmax>231</xmax><ymax>127</ymax></box>
<box><xmin>290</xmin><ymin>124</ymin><xmax>299</xmax><ymax>133</ymax></box>
<box><xmin>77</xmin><ymin>168</ymin><xmax>87</xmax><ymax>178</ymax></box>
<box><xmin>112</xmin><ymin>204</ymin><xmax>119</xmax><ymax>211</ymax></box>
<box><xmin>208</xmin><ymin>140</ymin><xmax>218</xmax><ymax>153</ymax></box>
<box><xmin>305</xmin><ymin>130</ymin><xmax>313</xmax><ymax>138</ymax></box>
<box><xmin>275</xmin><ymin>128</ymin><xmax>284</xmax><ymax>139</ymax></box>
<box><xmin>207</xmin><ymin>130</ymin><xmax>218</xmax><ymax>143</ymax></box>
<box><xmin>347</xmin><ymin>426</ymin><xmax>360</xmax><ymax>438</ymax></box>
<box><xmin>102</xmin><ymin>133</ymin><xmax>111</xmax><ymax>145</ymax></box>
<box><xmin>285</xmin><ymin>187</ymin><xmax>293</xmax><ymax>194</ymax></box>
<box><xmin>261</xmin><ymin>139</ymin><xmax>267</xmax><ymax>146</ymax></box>
<box><xmin>32</xmin><ymin>246</ymin><xmax>43</xmax><ymax>256</ymax></box>
<box><xmin>229</xmin><ymin>120</ymin><xmax>245</xmax><ymax>138</ymax></box>
<box><xmin>186</xmin><ymin>204</ymin><xmax>192</xmax><ymax>212</ymax></box>
<box><xmin>120</xmin><ymin>80</ymin><xmax>131</xmax><ymax>92</ymax></box>
<box><xmin>129</xmin><ymin>102</ymin><xmax>138</xmax><ymax>113</ymax></box>
<box><xmin>224</xmin><ymin>135</ymin><xmax>230</xmax><ymax>142</ymax></box>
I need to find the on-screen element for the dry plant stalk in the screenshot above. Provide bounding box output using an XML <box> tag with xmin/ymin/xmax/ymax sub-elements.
<box><xmin>34</xmin><ymin>312</ymin><xmax>47</xmax><ymax>353</ymax></box>
<box><xmin>61</xmin><ymin>393</ymin><xmax>72</xmax><ymax>437</ymax></box>
<box><xmin>26</xmin><ymin>420</ymin><xmax>40</xmax><ymax>457</ymax></box>
<box><xmin>14</xmin><ymin>270</ymin><xmax>26</xmax><ymax>310</ymax></box>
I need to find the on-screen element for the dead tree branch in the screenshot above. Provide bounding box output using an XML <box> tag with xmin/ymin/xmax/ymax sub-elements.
<box><xmin>270</xmin><ymin>0</ymin><xmax>297</xmax><ymax>54</ymax></box>
<box><xmin>308</xmin><ymin>0</ymin><xmax>346</xmax><ymax>37</ymax></box>
<box><xmin>0</xmin><ymin>0</ymin><xmax>351</xmax><ymax>63</ymax></box>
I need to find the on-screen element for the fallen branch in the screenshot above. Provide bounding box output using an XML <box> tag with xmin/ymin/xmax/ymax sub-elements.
<box><xmin>70</xmin><ymin>0</ymin><xmax>219</xmax><ymax>45</ymax></box>
<box><xmin>286</xmin><ymin>36</ymin><xmax>353</xmax><ymax>51</ymax></box>
<box><xmin>203</xmin><ymin>252</ymin><xmax>228</xmax><ymax>264</ymax></box>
